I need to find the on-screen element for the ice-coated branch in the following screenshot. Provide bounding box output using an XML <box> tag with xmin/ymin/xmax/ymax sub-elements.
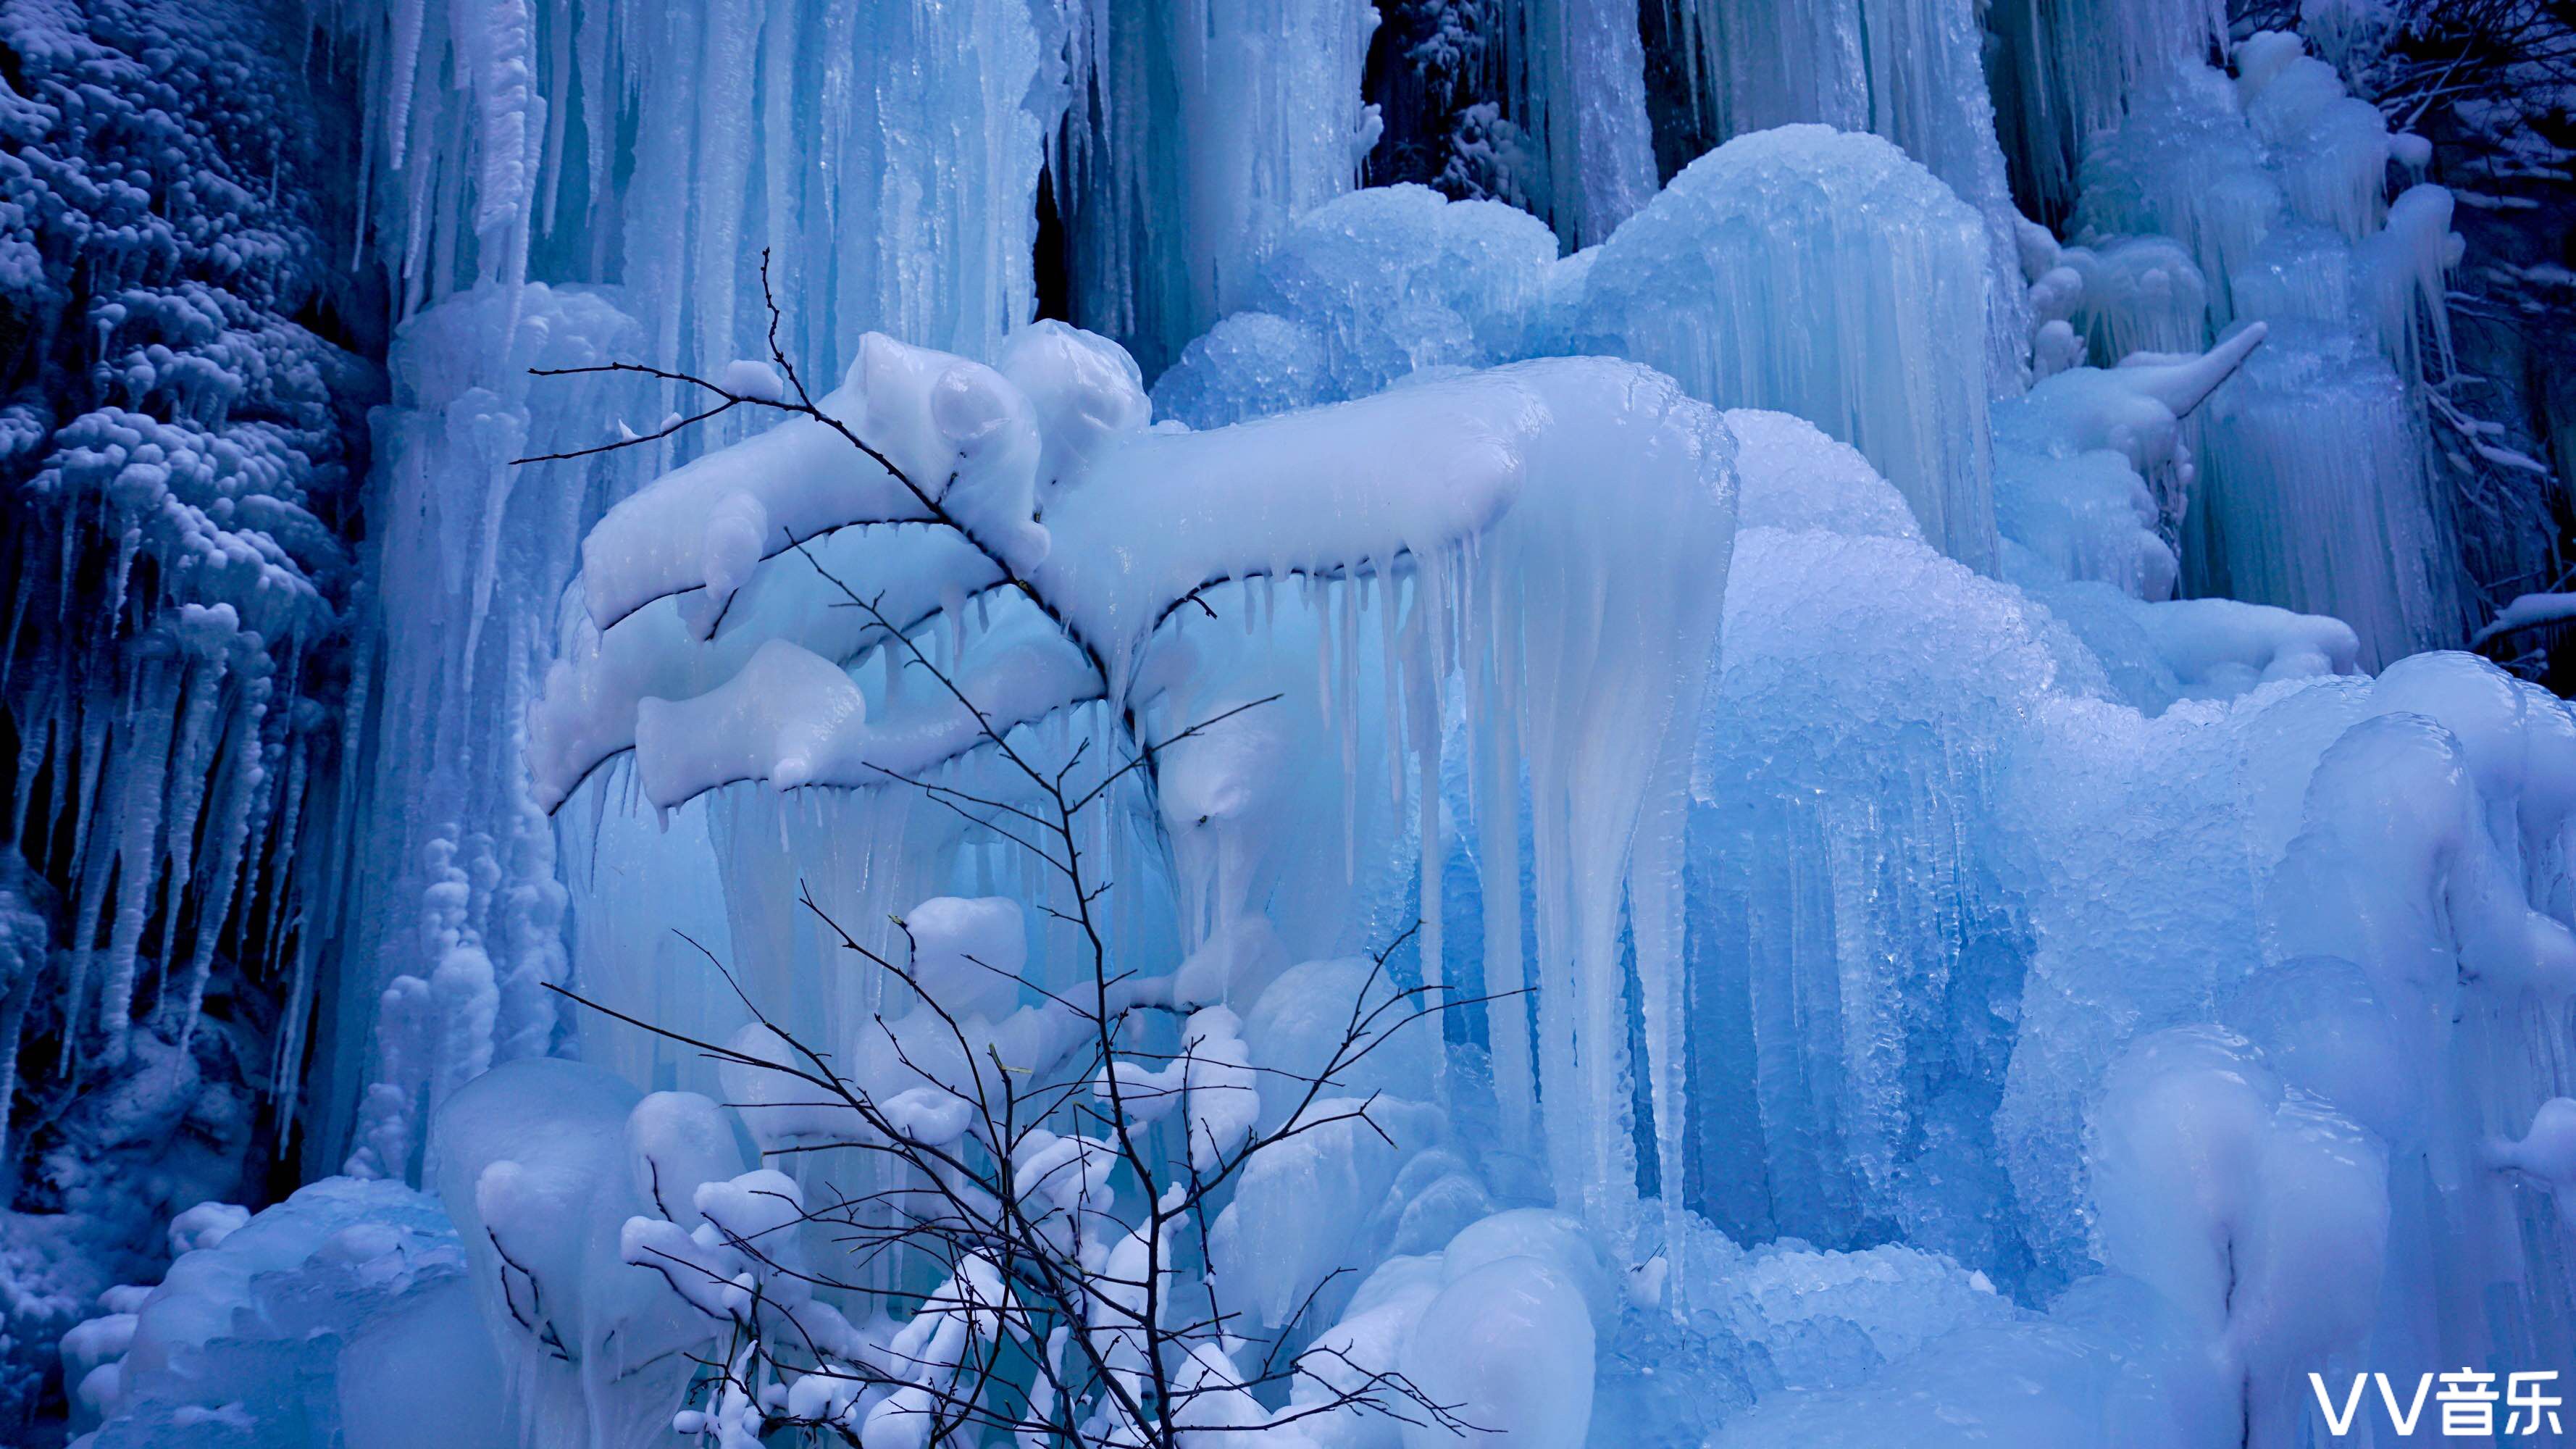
<box><xmin>522</xmin><ymin>252</ymin><xmax>1108</xmax><ymax>679</ymax></box>
<box><xmin>545</xmin><ymin>587</ymin><xmax>1482</xmax><ymax>1449</ymax></box>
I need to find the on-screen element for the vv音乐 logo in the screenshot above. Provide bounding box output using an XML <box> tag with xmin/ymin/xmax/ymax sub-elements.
<box><xmin>2312</xmin><ymin>1370</ymin><xmax>2565</xmax><ymax>1437</ymax></box>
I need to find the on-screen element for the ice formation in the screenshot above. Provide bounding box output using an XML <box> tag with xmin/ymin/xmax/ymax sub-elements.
<box><xmin>67</xmin><ymin>1178</ymin><xmax>503</xmax><ymax>1449</ymax></box>
<box><xmin>9</xmin><ymin>0</ymin><xmax>2573</xmax><ymax>1446</ymax></box>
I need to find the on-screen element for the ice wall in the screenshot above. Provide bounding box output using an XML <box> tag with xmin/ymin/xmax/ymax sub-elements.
<box><xmin>326</xmin><ymin>0</ymin><xmax>1069</xmax><ymax>1176</ymax></box>
<box><xmin>325</xmin><ymin>0</ymin><xmax>1415</xmax><ymax>1174</ymax></box>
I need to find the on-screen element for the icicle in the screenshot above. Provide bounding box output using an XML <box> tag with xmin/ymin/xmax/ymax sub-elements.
<box><xmin>149</xmin><ymin>650</ymin><xmax>231</xmax><ymax>1001</ymax></box>
<box><xmin>253</xmin><ymin>717</ymin><xmax>310</xmax><ymax>988</ymax></box>
<box><xmin>1472</xmin><ymin>554</ymin><xmax>1534</xmax><ymax>1155</ymax></box>
<box><xmin>70</xmin><ymin>703</ymin><xmax>110</xmax><ymax>869</ymax></box>
<box><xmin>0</xmin><ymin>972</ymin><xmax>30</xmax><ymax>1173</ymax></box>
<box><xmin>384</xmin><ymin>0</ymin><xmax>430</xmax><ymax>172</ymax></box>
<box><xmin>8</xmin><ymin>680</ymin><xmax>49</xmax><ymax>844</ymax></box>
<box><xmin>1631</xmin><ymin>727</ymin><xmax>1690</xmax><ymax>1309</ymax></box>
<box><xmin>1379</xmin><ymin>572</ymin><xmax>1403</xmax><ymax>812</ymax></box>
<box><xmin>1413</xmin><ymin>597</ymin><xmax>1446</xmax><ymax>1103</ymax></box>
<box><xmin>174</xmin><ymin>688</ymin><xmax>266</xmax><ymax>1051</ymax></box>
<box><xmin>93</xmin><ymin>659</ymin><xmax>183</xmax><ymax>1064</ymax></box>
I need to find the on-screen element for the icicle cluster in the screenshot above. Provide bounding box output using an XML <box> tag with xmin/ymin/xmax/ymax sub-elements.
<box><xmin>0</xmin><ymin>0</ymin><xmax>377</xmax><ymax>1421</ymax></box>
<box><xmin>2069</xmin><ymin>33</ymin><xmax>2468</xmax><ymax>664</ymax></box>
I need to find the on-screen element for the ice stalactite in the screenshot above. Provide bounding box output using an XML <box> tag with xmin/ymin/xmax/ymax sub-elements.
<box><xmin>355</xmin><ymin>0</ymin><xmax>1050</xmax><ymax>383</ymax></box>
<box><xmin>1689</xmin><ymin>491</ymin><xmax>2049</xmax><ymax>1264</ymax></box>
<box><xmin>1678</xmin><ymin>343</ymin><xmax>2359</xmax><ymax>1295</ymax></box>
<box><xmin>8</xmin><ymin>312</ymin><xmax>363</xmax><ymax>1098</ymax></box>
<box><xmin>2077</xmin><ymin>65</ymin><xmax>2288</xmax><ymax>333</ymax></box>
<box><xmin>2188</xmin><ymin>320</ymin><xmax>2462</xmax><ymax>669</ymax></box>
<box><xmin>2065</xmin><ymin>31</ymin><xmax>2469</xmax><ymax>669</ymax></box>
<box><xmin>2237</xmin><ymin>30</ymin><xmax>2400</xmax><ymax>243</ymax></box>
<box><xmin>1574</xmin><ymin>127</ymin><xmax>1997</xmax><ymax>569</ymax></box>
<box><xmin>327</xmin><ymin>0</ymin><xmax>1109</xmax><ymax>1172</ymax></box>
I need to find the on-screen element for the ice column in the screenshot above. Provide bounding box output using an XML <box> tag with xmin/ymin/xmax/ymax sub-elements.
<box><xmin>1502</xmin><ymin>0</ymin><xmax>1660</xmax><ymax>246</ymax></box>
<box><xmin>327</xmin><ymin>284</ymin><xmax>644</xmax><ymax>1180</ymax></box>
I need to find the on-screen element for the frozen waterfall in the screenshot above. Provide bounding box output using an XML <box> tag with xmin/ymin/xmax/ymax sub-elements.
<box><xmin>9</xmin><ymin>0</ymin><xmax>2574</xmax><ymax>1446</ymax></box>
